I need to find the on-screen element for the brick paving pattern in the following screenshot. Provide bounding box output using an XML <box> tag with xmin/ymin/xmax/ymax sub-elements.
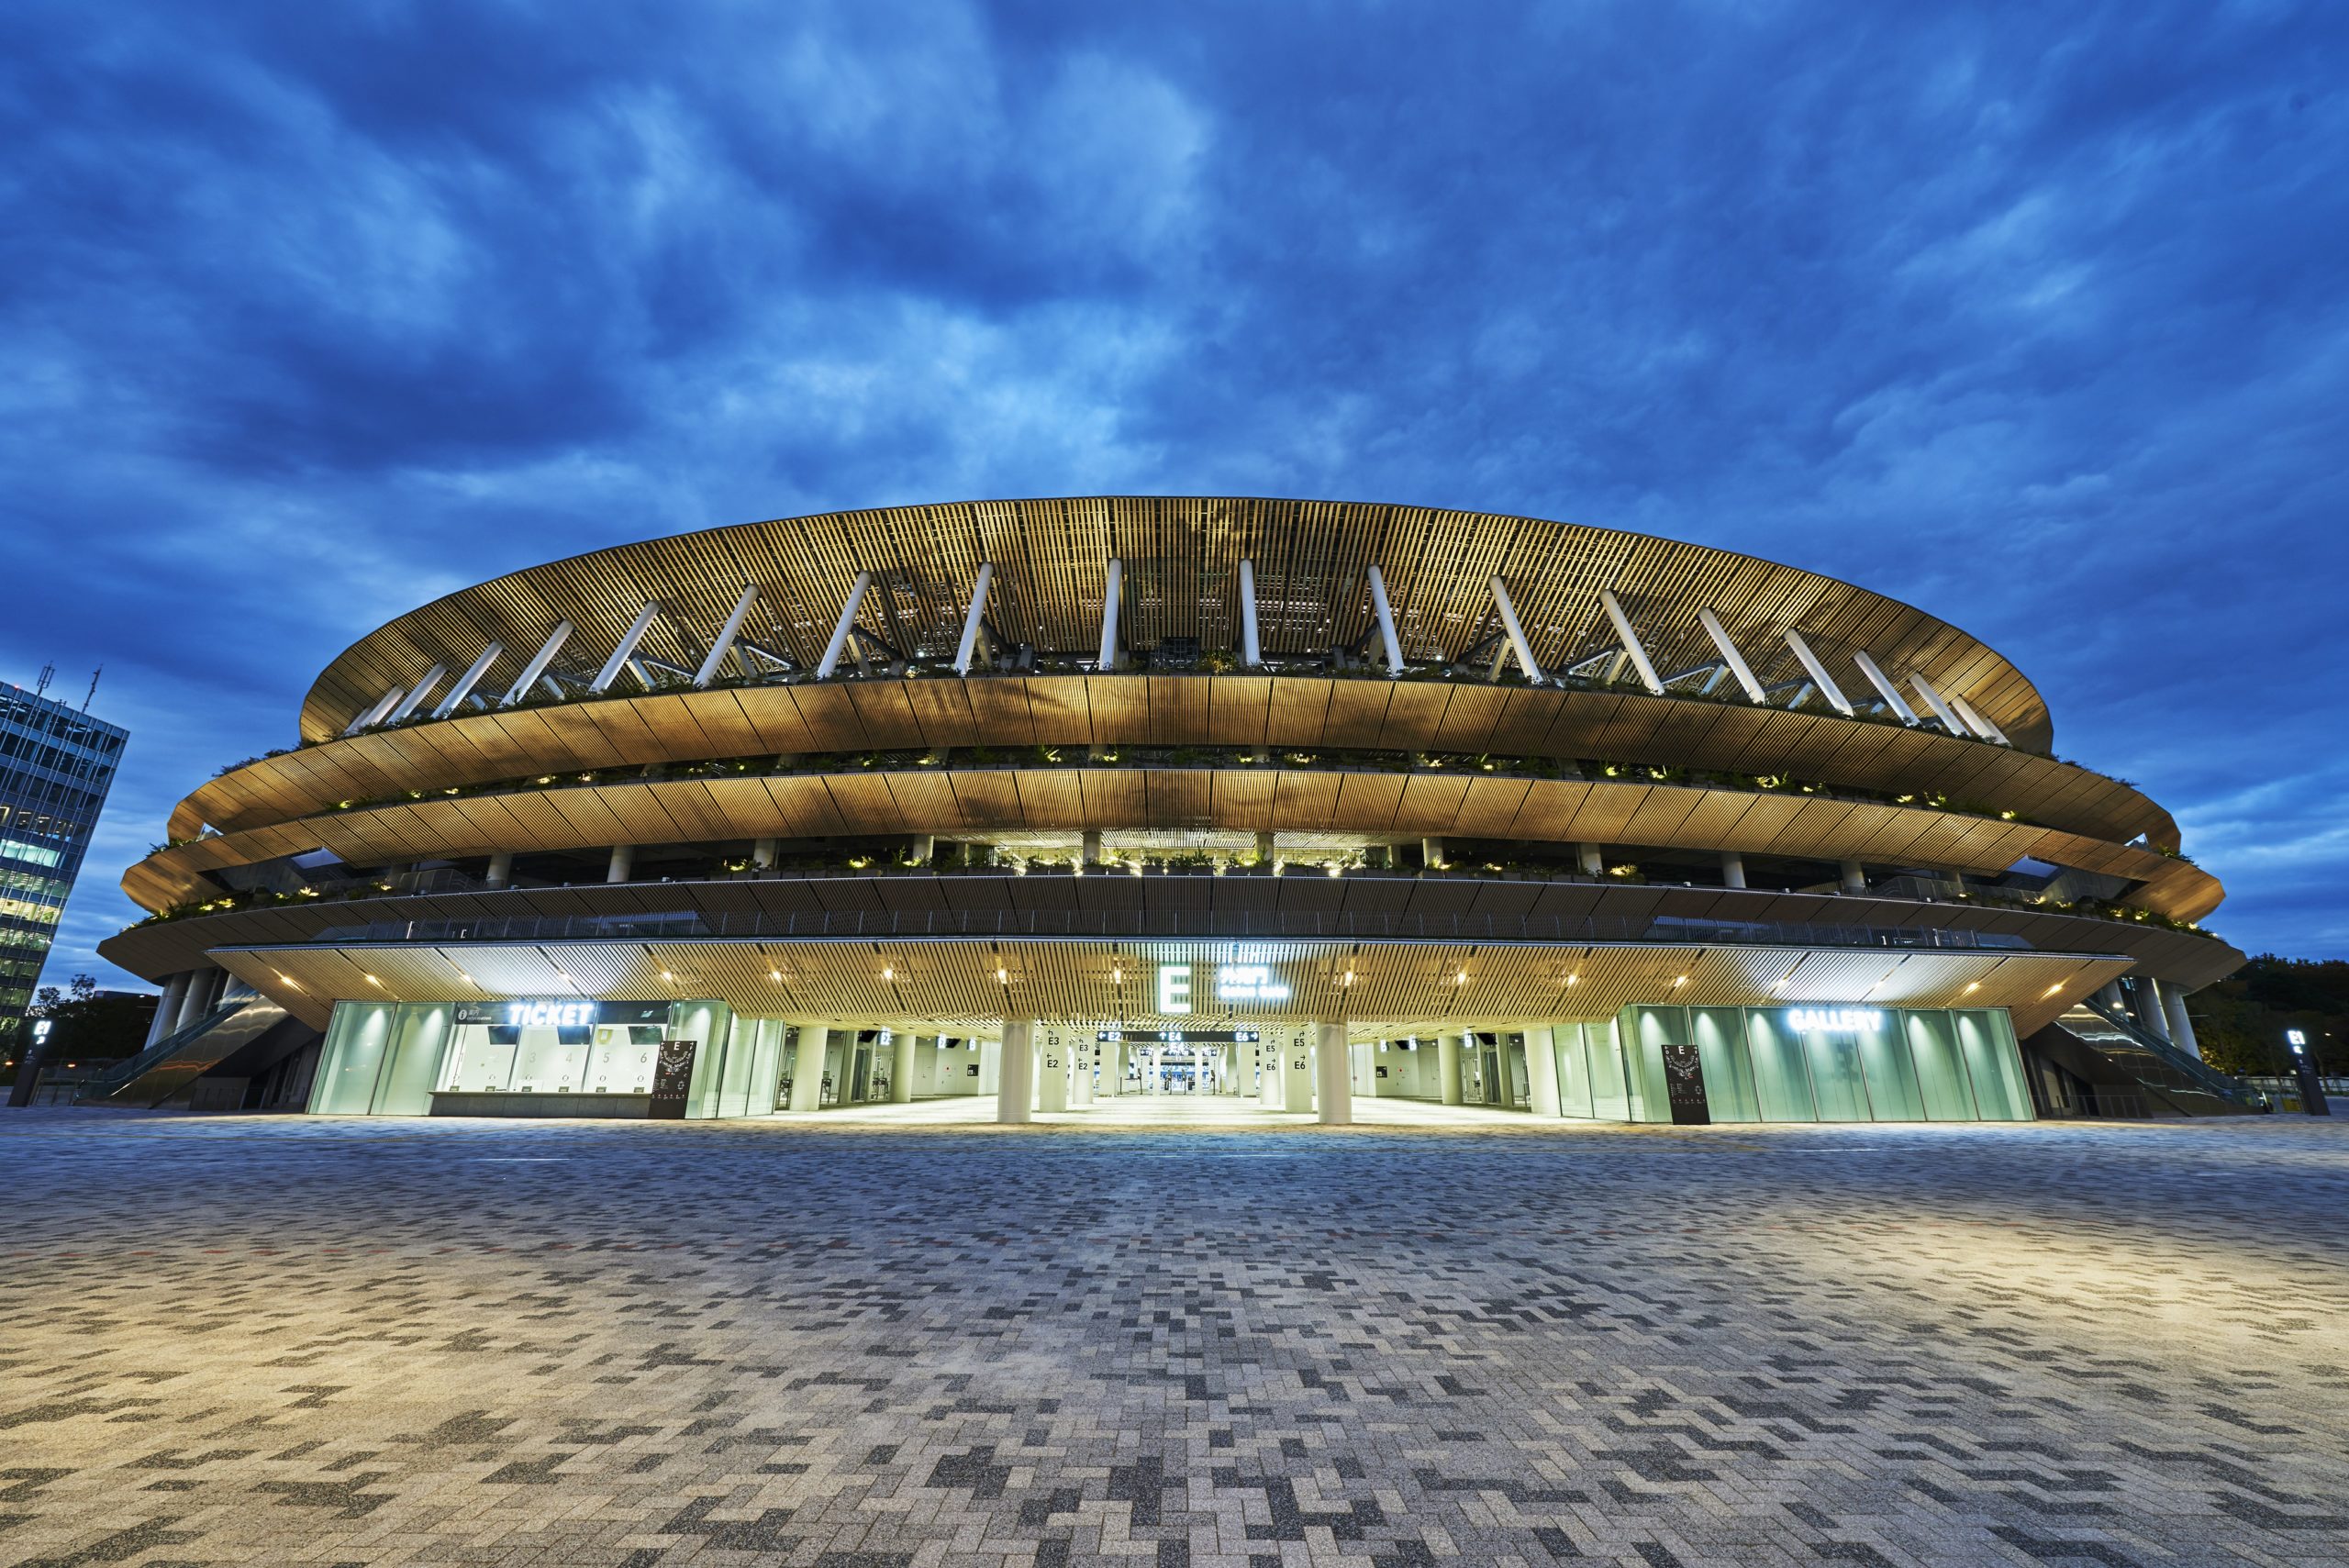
<box><xmin>0</xmin><ymin>1108</ymin><xmax>2344</xmax><ymax>1566</ymax></box>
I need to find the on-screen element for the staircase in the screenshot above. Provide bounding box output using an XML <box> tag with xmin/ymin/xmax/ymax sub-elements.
<box><xmin>74</xmin><ymin>998</ymin><xmax>306</xmax><ymax>1108</ymax></box>
<box><xmin>2024</xmin><ymin>996</ymin><xmax>2258</xmax><ymax>1118</ymax></box>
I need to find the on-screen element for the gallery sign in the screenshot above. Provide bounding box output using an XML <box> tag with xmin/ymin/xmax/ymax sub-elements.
<box><xmin>1785</xmin><ymin>1007</ymin><xmax>1883</xmax><ymax>1034</ymax></box>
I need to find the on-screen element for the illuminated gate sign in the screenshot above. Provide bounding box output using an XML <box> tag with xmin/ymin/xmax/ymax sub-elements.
<box><xmin>1157</xmin><ymin>963</ymin><xmax>1192</xmax><ymax>1014</ymax></box>
<box><xmin>505</xmin><ymin>999</ymin><xmax>597</xmax><ymax>1029</ymax></box>
<box><xmin>1216</xmin><ymin>964</ymin><xmax>1291</xmax><ymax>1004</ymax></box>
<box><xmin>1787</xmin><ymin>1006</ymin><xmax>1883</xmax><ymax>1033</ymax></box>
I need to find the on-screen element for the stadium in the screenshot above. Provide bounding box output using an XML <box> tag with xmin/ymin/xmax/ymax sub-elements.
<box><xmin>88</xmin><ymin>497</ymin><xmax>2250</xmax><ymax>1122</ymax></box>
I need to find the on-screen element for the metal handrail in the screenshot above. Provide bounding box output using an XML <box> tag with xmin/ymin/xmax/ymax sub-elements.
<box><xmin>299</xmin><ymin>906</ymin><xmax>2046</xmax><ymax>952</ymax></box>
<box><xmin>72</xmin><ymin>999</ymin><xmax>250</xmax><ymax>1091</ymax></box>
<box><xmin>2075</xmin><ymin>995</ymin><xmax>2255</xmax><ymax>1104</ymax></box>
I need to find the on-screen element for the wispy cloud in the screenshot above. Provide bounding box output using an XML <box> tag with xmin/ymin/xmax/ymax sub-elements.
<box><xmin>5</xmin><ymin>0</ymin><xmax>2344</xmax><ymax>986</ymax></box>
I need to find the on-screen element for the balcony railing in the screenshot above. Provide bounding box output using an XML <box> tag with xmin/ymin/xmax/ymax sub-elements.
<box><xmin>302</xmin><ymin>906</ymin><xmax>2043</xmax><ymax>951</ymax></box>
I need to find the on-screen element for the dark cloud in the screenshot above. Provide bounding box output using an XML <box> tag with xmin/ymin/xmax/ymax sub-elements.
<box><xmin>5</xmin><ymin>0</ymin><xmax>2345</xmax><ymax>987</ymax></box>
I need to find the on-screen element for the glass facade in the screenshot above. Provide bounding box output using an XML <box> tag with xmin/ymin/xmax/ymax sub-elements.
<box><xmin>310</xmin><ymin>998</ymin><xmax>738</xmax><ymax>1118</ymax></box>
<box><xmin>1</xmin><ymin>681</ymin><xmax>127</xmax><ymax>1059</ymax></box>
<box><xmin>1553</xmin><ymin>1006</ymin><xmax>2032</xmax><ymax>1124</ymax></box>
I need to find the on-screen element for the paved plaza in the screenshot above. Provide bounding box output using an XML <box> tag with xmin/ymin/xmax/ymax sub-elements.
<box><xmin>0</xmin><ymin>1107</ymin><xmax>2344</xmax><ymax>1567</ymax></box>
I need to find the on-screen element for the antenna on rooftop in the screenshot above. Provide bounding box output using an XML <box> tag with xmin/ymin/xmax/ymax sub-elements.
<box><xmin>33</xmin><ymin>663</ymin><xmax>53</xmax><ymax>699</ymax></box>
<box><xmin>83</xmin><ymin>666</ymin><xmax>102</xmax><ymax>711</ymax></box>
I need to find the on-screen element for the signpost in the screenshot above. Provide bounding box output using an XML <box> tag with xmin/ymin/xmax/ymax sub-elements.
<box><xmin>2287</xmin><ymin>1029</ymin><xmax>2332</xmax><ymax>1117</ymax></box>
<box><xmin>648</xmin><ymin>1040</ymin><xmax>697</xmax><ymax>1119</ymax></box>
<box><xmin>1661</xmin><ymin>1041</ymin><xmax>1709</xmax><ymax>1125</ymax></box>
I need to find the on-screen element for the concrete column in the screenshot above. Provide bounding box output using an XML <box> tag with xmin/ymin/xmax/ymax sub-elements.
<box><xmin>1839</xmin><ymin>860</ymin><xmax>1865</xmax><ymax>894</ymax></box>
<box><xmin>1037</xmin><ymin>1032</ymin><xmax>1069</xmax><ymax>1112</ymax></box>
<box><xmin>1254</xmin><ymin>830</ymin><xmax>1275</xmax><ymax>864</ymax></box>
<box><xmin>485</xmin><ymin>851</ymin><xmax>514</xmax><ymax>888</ymax></box>
<box><xmin>1720</xmin><ymin>851</ymin><xmax>1746</xmax><ymax>890</ymax></box>
<box><xmin>1071</xmin><ymin>1043</ymin><xmax>1095</xmax><ymax>1106</ymax></box>
<box><xmin>146</xmin><ymin>973</ymin><xmax>194</xmax><ymax>1047</ymax></box>
<box><xmin>892</xmin><ymin>1031</ymin><xmax>917</xmax><ymax>1103</ymax></box>
<box><xmin>607</xmin><ymin>844</ymin><xmax>635</xmax><ymax>884</ymax></box>
<box><xmin>176</xmin><ymin>968</ymin><xmax>225</xmax><ymax>1032</ymax></box>
<box><xmin>751</xmin><ymin>837</ymin><xmax>777</xmax><ymax>870</ymax></box>
<box><xmin>1281</xmin><ymin>1038</ymin><xmax>1314</xmax><ymax>1113</ymax></box>
<box><xmin>2163</xmin><ymin>985</ymin><xmax>2204</xmax><ymax>1060</ymax></box>
<box><xmin>2138</xmin><ymin>978</ymin><xmax>2174</xmax><ymax>1042</ymax></box>
<box><xmin>907</xmin><ymin>834</ymin><xmax>934</xmax><ymax>865</ymax></box>
<box><xmin>1525</xmin><ymin>1025</ymin><xmax>1562</xmax><ymax>1117</ymax></box>
<box><xmin>1578</xmin><ymin>842</ymin><xmax>1605</xmax><ymax>876</ymax></box>
<box><xmin>789</xmin><ymin>1027</ymin><xmax>829</xmax><ymax>1111</ymax></box>
<box><xmin>996</xmin><ymin>1019</ymin><xmax>1034</xmax><ymax>1124</ymax></box>
<box><xmin>1421</xmin><ymin>836</ymin><xmax>1445</xmax><ymax>869</ymax></box>
<box><xmin>1314</xmin><ymin>1022</ymin><xmax>1353</xmax><ymax>1126</ymax></box>
<box><xmin>1438</xmin><ymin>1033</ymin><xmax>1464</xmax><ymax>1106</ymax></box>
<box><xmin>1082</xmin><ymin>828</ymin><xmax>1102</xmax><ymax>864</ymax></box>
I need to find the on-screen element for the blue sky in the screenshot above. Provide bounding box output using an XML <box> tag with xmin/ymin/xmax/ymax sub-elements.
<box><xmin>5</xmin><ymin>0</ymin><xmax>2345</xmax><ymax>988</ymax></box>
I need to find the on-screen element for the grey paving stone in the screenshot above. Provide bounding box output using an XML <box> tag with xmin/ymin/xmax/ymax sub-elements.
<box><xmin>0</xmin><ymin>1110</ymin><xmax>2343</xmax><ymax>1566</ymax></box>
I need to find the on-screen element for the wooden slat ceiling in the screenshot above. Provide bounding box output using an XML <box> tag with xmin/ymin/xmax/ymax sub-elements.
<box><xmin>128</xmin><ymin>765</ymin><xmax>2227</xmax><ymax>924</ymax></box>
<box><xmin>295</xmin><ymin>498</ymin><xmax>2055</xmax><ymax>751</ymax></box>
<box><xmin>105</xmin><ymin>868</ymin><xmax>2245</xmax><ymax>997</ymax></box>
<box><xmin>181</xmin><ymin>675</ymin><xmax>2176</xmax><ymax>851</ymax></box>
<box><xmin>214</xmin><ymin>934</ymin><xmax>2130</xmax><ymax>1046</ymax></box>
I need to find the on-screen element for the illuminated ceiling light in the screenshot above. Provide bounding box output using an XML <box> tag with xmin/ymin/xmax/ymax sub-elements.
<box><xmin>1566</xmin><ymin>973</ymin><xmax>1579</xmax><ymax>986</ymax></box>
<box><xmin>769</xmin><ymin>970</ymin><xmax>782</xmax><ymax>982</ymax></box>
<box><xmin>661</xmin><ymin>971</ymin><xmax>674</xmax><ymax>982</ymax></box>
<box><xmin>2043</xmin><ymin>983</ymin><xmax>2063</xmax><ymax>995</ymax></box>
<box><xmin>1342</xmin><ymin>970</ymin><xmax>1354</xmax><ymax>986</ymax></box>
<box><xmin>1673</xmin><ymin>974</ymin><xmax>1687</xmax><ymax>987</ymax></box>
<box><xmin>363</xmin><ymin>974</ymin><xmax>380</xmax><ymax>985</ymax></box>
<box><xmin>997</xmin><ymin>967</ymin><xmax>1008</xmax><ymax>983</ymax></box>
<box><xmin>1965</xmin><ymin>982</ymin><xmax>1981</xmax><ymax>994</ymax></box>
<box><xmin>1455</xmin><ymin>971</ymin><xmax>1468</xmax><ymax>985</ymax></box>
<box><xmin>1111</xmin><ymin>967</ymin><xmax>1122</xmax><ymax>984</ymax></box>
<box><xmin>882</xmin><ymin>966</ymin><xmax>894</xmax><ymax>981</ymax></box>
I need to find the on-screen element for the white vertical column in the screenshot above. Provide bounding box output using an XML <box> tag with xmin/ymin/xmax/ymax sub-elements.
<box><xmin>144</xmin><ymin>973</ymin><xmax>194</xmax><ymax>1047</ymax></box>
<box><xmin>1437</xmin><ymin>1034</ymin><xmax>1464</xmax><ymax>1106</ymax></box>
<box><xmin>1720</xmin><ymin>851</ymin><xmax>1747</xmax><ymax>889</ymax></box>
<box><xmin>1525</xmin><ymin>1026</ymin><xmax>1562</xmax><ymax>1117</ymax></box>
<box><xmin>389</xmin><ymin>665</ymin><xmax>446</xmax><ymax>722</ymax></box>
<box><xmin>434</xmin><ymin>643</ymin><xmax>505</xmax><ymax>718</ymax></box>
<box><xmin>500</xmin><ymin>621</ymin><xmax>574</xmax><ymax>706</ymax></box>
<box><xmin>816</xmin><ymin>573</ymin><xmax>873</xmax><ymax>679</ymax></box>
<box><xmin>892</xmin><ymin>1032</ymin><xmax>917</xmax><ymax>1103</ymax></box>
<box><xmin>1366</xmin><ymin>564</ymin><xmax>1405</xmax><ymax>675</ymax></box>
<box><xmin>1839</xmin><ymin>860</ymin><xmax>1866</xmax><ymax>894</ymax></box>
<box><xmin>1782</xmin><ymin>631</ymin><xmax>1854</xmax><ymax>716</ymax></box>
<box><xmin>1909</xmin><ymin>672</ymin><xmax>1967</xmax><ymax>735</ymax></box>
<box><xmin>1314</xmin><ymin>1022</ymin><xmax>1353</xmax><ymax>1126</ymax></box>
<box><xmin>1037</xmin><ymin>1031</ymin><xmax>1069</xmax><ymax>1112</ymax></box>
<box><xmin>1238</xmin><ymin>559</ymin><xmax>1263</xmax><ymax>667</ymax></box>
<box><xmin>593</xmin><ymin>602</ymin><xmax>663</xmax><ymax>692</ymax></box>
<box><xmin>953</xmin><ymin>562</ymin><xmax>995</xmax><ymax>676</ymax></box>
<box><xmin>1097</xmin><ymin>559</ymin><xmax>1123</xmax><ymax>671</ymax></box>
<box><xmin>2162</xmin><ymin>985</ymin><xmax>2204</xmax><ymax>1061</ymax></box>
<box><xmin>1578</xmin><ymin>842</ymin><xmax>1605</xmax><ymax>876</ymax></box>
<box><xmin>1490</xmin><ymin>577</ymin><xmax>1546</xmax><ymax>684</ymax></box>
<box><xmin>694</xmin><ymin>585</ymin><xmax>762</xmax><ymax>687</ymax></box>
<box><xmin>485</xmin><ymin>851</ymin><xmax>513</xmax><ymax>887</ymax></box>
<box><xmin>1696</xmin><ymin>609</ymin><xmax>1765</xmax><ymax>704</ymax></box>
<box><xmin>1946</xmin><ymin>692</ymin><xmax>2011</xmax><ymax>745</ymax></box>
<box><xmin>1852</xmin><ymin>651</ymin><xmax>1919</xmax><ymax>722</ymax></box>
<box><xmin>789</xmin><ymin>1027</ymin><xmax>828</xmax><ymax>1111</ymax></box>
<box><xmin>996</xmin><ymin>1019</ymin><xmax>1035</xmax><ymax>1123</ymax></box>
<box><xmin>1598</xmin><ymin>590</ymin><xmax>1663</xmax><ymax>695</ymax></box>
<box><xmin>607</xmin><ymin>844</ymin><xmax>634</xmax><ymax>883</ymax></box>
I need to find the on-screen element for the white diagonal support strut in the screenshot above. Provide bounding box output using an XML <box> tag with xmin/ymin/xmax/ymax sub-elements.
<box><xmin>500</xmin><ymin>621</ymin><xmax>574</xmax><ymax>706</ymax></box>
<box><xmin>592</xmin><ymin>601</ymin><xmax>662</xmax><ymax>693</ymax></box>
<box><xmin>1782</xmin><ymin>630</ymin><xmax>1854</xmax><ymax>716</ymax></box>
<box><xmin>1491</xmin><ymin>577</ymin><xmax>1544</xmax><ymax>684</ymax></box>
<box><xmin>816</xmin><ymin>572</ymin><xmax>872</xmax><ymax>679</ymax></box>
<box><xmin>1696</xmin><ymin>609</ymin><xmax>1765</xmax><ymax>704</ymax></box>
<box><xmin>388</xmin><ymin>665</ymin><xmax>445</xmax><ymax>722</ymax></box>
<box><xmin>1947</xmin><ymin>691</ymin><xmax>2011</xmax><ymax>746</ymax></box>
<box><xmin>1097</xmin><ymin>558</ymin><xmax>1123</xmax><ymax>672</ymax></box>
<box><xmin>1908</xmin><ymin>671</ymin><xmax>1966</xmax><ymax>735</ymax></box>
<box><xmin>1598</xmin><ymin>590</ymin><xmax>1660</xmax><ymax>695</ymax></box>
<box><xmin>434</xmin><ymin>643</ymin><xmax>504</xmax><ymax>718</ymax></box>
<box><xmin>1366</xmin><ymin>564</ymin><xmax>1404</xmax><ymax>676</ymax></box>
<box><xmin>1852</xmin><ymin>651</ymin><xmax>1919</xmax><ymax>722</ymax></box>
<box><xmin>344</xmin><ymin>685</ymin><xmax>406</xmax><ymax>736</ymax></box>
<box><xmin>693</xmin><ymin>585</ymin><xmax>761</xmax><ymax>688</ymax></box>
<box><xmin>1238</xmin><ymin>559</ymin><xmax>1262</xmax><ymax>667</ymax></box>
<box><xmin>953</xmin><ymin>562</ymin><xmax>995</xmax><ymax>676</ymax></box>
